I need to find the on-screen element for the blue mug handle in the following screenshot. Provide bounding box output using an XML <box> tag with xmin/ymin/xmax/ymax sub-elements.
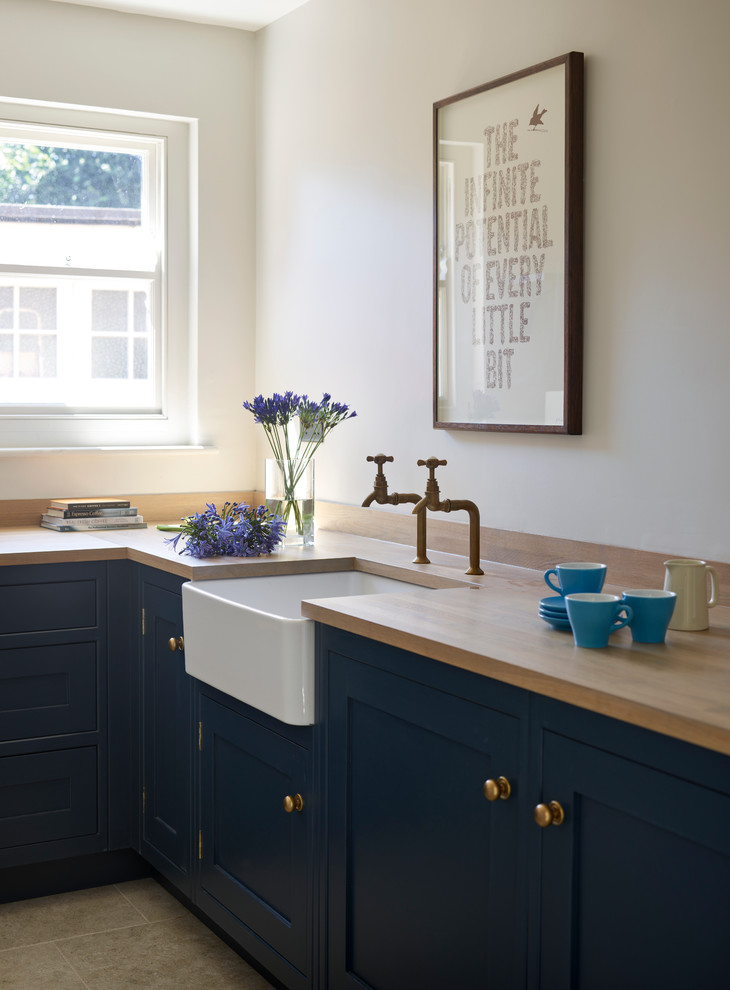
<box><xmin>612</xmin><ymin>604</ymin><xmax>633</xmax><ymax>632</ymax></box>
<box><xmin>544</xmin><ymin>568</ymin><xmax>562</xmax><ymax>594</ymax></box>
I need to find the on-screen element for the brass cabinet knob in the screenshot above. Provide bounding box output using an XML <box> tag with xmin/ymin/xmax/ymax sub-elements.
<box><xmin>283</xmin><ymin>793</ymin><xmax>304</xmax><ymax>813</ymax></box>
<box><xmin>534</xmin><ymin>800</ymin><xmax>565</xmax><ymax>827</ymax></box>
<box><xmin>168</xmin><ymin>636</ymin><xmax>184</xmax><ymax>653</ymax></box>
<box><xmin>483</xmin><ymin>776</ymin><xmax>512</xmax><ymax>802</ymax></box>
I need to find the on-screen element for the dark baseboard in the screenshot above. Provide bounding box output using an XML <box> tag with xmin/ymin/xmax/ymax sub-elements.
<box><xmin>0</xmin><ymin>849</ymin><xmax>152</xmax><ymax>904</ymax></box>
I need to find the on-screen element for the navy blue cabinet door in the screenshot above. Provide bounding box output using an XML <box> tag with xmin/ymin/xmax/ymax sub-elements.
<box><xmin>140</xmin><ymin>574</ymin><xmax>193</xmax><ymax>894</ymax></box>
<box><xmin>0</xmin><ymin>747</ymin><xmax>98</xmax><ymax>851</ymax></box>
<box><xmin>0</xmin><ymin>561</ymin><xmax>107</xmax><ymax>868</ymax></box>
<box><xmin>197</xmin><ymin>693</ymin><xmax>312</xmax><ymax>990</ymax></box>
<box><xmin>535</xmin><ymin>728</ymin><xmax>730</xmax><ymax>990</ymax></box>
<box><xmin>326</xmin><ymin>652</ymin><xmax>525</xmax><ymax>990</ymax></box>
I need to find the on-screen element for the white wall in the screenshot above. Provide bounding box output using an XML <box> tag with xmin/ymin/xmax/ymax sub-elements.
<box><xmin>2</xmin><ymin>0</ymin><xmax>727</xmax><ymax>564</ymax></box>
<box><xmin>255</xmin><ymin>0</ymin><xmax>730</xmax><ymax>562</ymax></box>
<box><xmin>0</xmin><ymin>0</ymin><xmax>257</xmax><ymax>498</ymax></box>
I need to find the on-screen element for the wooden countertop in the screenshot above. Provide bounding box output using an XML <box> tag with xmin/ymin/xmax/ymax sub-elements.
<box><xmin>302</xmin><ymin>579</ymin><xmax>730</xmax><ymax>757</ymax></box>
<box><xmin>0</xmin><ymin>524</ymin><xmax>479</xmax><ymax>584</ymax></box>
<box><xmin>2</xmin><ymin>525</ymin><xmax>729</xmax><ymax>756</ymax></box>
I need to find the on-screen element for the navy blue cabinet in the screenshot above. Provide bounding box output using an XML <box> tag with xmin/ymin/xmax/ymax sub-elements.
<box><xmin>319</xmin><ymin>627</ymin><xmax>730</xmax><ymax>990</ymax></box>
<box><xmin>138</xmin><ymin>566</ymin><xmax>194</xmax><ymax>896</ymax></box>
<box><xmin>531</xmin><ymin>699</ymin><xmax>730</xmax><ymax>990</ymax></box>
<box><xmin>0</xmin><ymin>562</ymin><xmax>108</xmax><ymax>868</ymax></box>
<box><xmin>195</xmin><ymin>688</ymin><xmax>314</xmax><ymax>989</ymax></box>
<box><xmin>4</xmin><ymin>559</ymin><xmax>729</xmax><ymax>990</ymax></box>
<box><xmin>320</xmin><ymin>628</ymin><xmax>527</xmax><ymax>990</ymax></box>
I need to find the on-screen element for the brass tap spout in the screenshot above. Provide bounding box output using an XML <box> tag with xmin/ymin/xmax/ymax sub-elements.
<box><xmin>361</xmin><ymin>454</ymin><xmax>394</xmax><ymax>507</ymax></box>
<box><xmin>361</xmin><ymin>454</ymin><xmax>427</xmax><ymax>558</ymax></box>
<box><xmin>442</xmin><ymin>499</ymin><xmax>484</xmax><ymax>575</ymax></box>
<box><xmin>412</xmin><ymin>457</ymin><xmax>448</xmax><ymax>513</ymax></box>
<box><xmin>412</xmin><ymin>457</ymin><xmax>446</xmax><ymax>563</ymax></box>
<box><xmin>412</xmin><ymin>458</ymin><xmax>484</xmax><ymax>575</ymax></box>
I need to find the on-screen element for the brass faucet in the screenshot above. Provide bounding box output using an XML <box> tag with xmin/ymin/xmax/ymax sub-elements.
<box><xmin>361</xmin><ymin>454</ymin><xmax>427</xmax><ymax>564</ymax></box>
<box><xmin>412</xmin><ymin>458</ymin><xmax>484</xmax><ymax>575</ymax></box>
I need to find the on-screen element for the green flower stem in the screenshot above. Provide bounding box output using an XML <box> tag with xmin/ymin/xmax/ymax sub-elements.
<box><xmin>275</xmin><ymin>457</ymin><xmax>312</xmax><ymax>536</ymax></box>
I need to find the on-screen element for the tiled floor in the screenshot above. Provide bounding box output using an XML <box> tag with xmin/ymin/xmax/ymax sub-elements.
<box><xmin>0</xmin><ymin>879</ymin><xmax>276</xmax><ymax>990</ymax></box>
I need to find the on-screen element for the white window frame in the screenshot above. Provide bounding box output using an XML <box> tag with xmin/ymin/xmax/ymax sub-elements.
<box><xmin>0</xmin><ymin>97</ymin><xmax>197</xmax><ymax>450</ymax></box>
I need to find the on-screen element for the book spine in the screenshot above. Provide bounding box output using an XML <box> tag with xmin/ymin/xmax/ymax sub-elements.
<box><xmin>68</xmin><ymin>522</ymin><xmax>148</xmax><ymax>531</ymax></box>
<box><xmin>40</xmin><ymin>520</ymin><xmax>147</xmax><ymax>532</ymax></box>
<box><xmin>41</xmin><ymin>514</ymin><xmax>144</xmax><ymax>528</ymax></box>
<box><xmin>49</xmin><ymin>500</ymin><xmax>131</xmax><ymax>511</ymax></box>
<box><xmin>45</xmin><ymin>506</ymin><xmax>139</xmax><ymax>518</ymax></box>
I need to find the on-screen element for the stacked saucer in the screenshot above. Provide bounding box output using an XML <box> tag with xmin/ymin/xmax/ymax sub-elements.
<box><xmin>538</xmin><ymin>595</ymin><xmax>571</xmax><ymax>631</ymax></box>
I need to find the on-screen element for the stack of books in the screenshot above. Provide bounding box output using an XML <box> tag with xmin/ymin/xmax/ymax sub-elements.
<box><xmin>40</xmin><ymin>497</ymin><xmax>148</xmax><ymax>532</ymax></box>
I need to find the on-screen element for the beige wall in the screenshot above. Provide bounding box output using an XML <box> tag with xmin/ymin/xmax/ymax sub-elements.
<box><xmin>255</xmin><ymin>0</ymin><xmax>730</xmax><ymax>562</ymax></box>
<box><xmin>0</xmin><ymin>0</ymin><xmax>257</xmax><ymax>498</ymax></box>
<box><xmin>2</xmin><ymin>0</ymin><xmax>728</xmax><ymax>564</ymax></box>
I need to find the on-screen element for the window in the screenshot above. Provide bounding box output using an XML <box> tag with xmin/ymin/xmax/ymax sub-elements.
<box><xmin>0</xmin><ymin>100</ymin><xmax>195</xmax><ymax>448</ymax></box>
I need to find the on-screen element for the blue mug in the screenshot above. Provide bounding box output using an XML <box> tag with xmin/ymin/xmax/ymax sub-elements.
<box><xmin>565</xmin><ymin>593</ymin><xmax>633</xmax><ymax>648</ymax></box>
<box><xmin>622</xmin><ymin>589</ymin><xmax>677</xmax><ymax>643</ymax></box>
<box><xmin>544</xmin><ymin>562</ymin><xmax>607</xmax><ymax>597</ymax></box>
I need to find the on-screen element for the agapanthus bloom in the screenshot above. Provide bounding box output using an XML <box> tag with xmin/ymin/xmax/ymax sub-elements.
<box><xmin>242</xmin><ymin>391</ymin><xmax>302</xmax><ymax>432</ymax></box>
<box><xmin>243</xmin><ymin>391</ymin><xmax>356</xmax><ymax>539</ymax></box>
<box><xmin>242</xmin><ymin>391</ymin><xmax>356</xmax><ymax>464</ymax></box>
<box><xmin>166</xmin><ymin>501</ymin><xmax>286</xmax><ymax>558</ymax></box>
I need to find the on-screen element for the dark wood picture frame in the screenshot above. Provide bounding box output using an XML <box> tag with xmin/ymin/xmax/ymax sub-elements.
<box><xmin>433</xmin><ymin>51</ymin><xmax>584</xmax><ymax>433</ymax></box>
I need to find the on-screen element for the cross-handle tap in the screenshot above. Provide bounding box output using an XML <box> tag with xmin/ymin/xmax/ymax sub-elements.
<box><xmin>362</xmin><ymin>454</ymin><xmax>395</xmax><ymax>507</ymax></box>
<box><xmin>414</xmin><ymin>457</ymin><xmax>449</xmax><ymax>512</ymax></box>
<box><xmin>361</xmin><ymin>454</ymin><xmax>427</xmax><ymax>563</ymax></box>
<box><xmin>361</xmin><ymin>454</ymin><xmax>422</xmax><ymax>509</ymax></box>
<box><xmin>412</xmin><ymin>457</ymin><xmax>484</xmax><ymax>575</ymax></box>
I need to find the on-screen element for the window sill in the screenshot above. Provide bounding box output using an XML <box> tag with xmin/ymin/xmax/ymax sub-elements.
<box><xmin>0</xmin><ymin>445</ymin><xmax>218</xmax><ymax>456</ymax></box>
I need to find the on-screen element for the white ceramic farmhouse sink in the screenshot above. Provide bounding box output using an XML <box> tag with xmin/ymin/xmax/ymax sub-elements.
<box><xmin>182</xmin><ymin>570</ymin><xmax>433</xmax><ymax>725</ymax></box>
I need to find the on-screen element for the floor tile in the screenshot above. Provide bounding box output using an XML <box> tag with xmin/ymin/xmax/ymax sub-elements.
<box><xmin>114</xmin><ymin>878</ymin><xmax>187</xmax><ymax>923</ymax></box>
<box><xmin>0</xmin><ymin>884</ymin><xmax>146</xmax><ymax>951</ymax></box>
<box><xmin>0</xmin><ymin>942</ymin><xmax>87</xmax><ymax>990</ymax></box>
<box><xmin>57</xmin><ymin>913</ymin><xmax>273</xmax><ymax>989</ymax></box>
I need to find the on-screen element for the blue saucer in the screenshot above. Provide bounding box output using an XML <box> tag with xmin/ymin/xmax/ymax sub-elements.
<box><xmin>539</xmin><ymin>595</ymin><xmax>567</xmax><ymax>613</ymax></box>
<box><xmin>539</xmin><ymin>612</ymin><xmax>572</xmax><ymax>631</ymax></box>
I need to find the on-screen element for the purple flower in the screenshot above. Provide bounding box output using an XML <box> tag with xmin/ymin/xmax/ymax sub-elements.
<box><xmin>242</xmin><ymin>391</ymin><xmax>302</xmax><ymax>428</ymax></box>
<box><xmin>242</xmin><ymin>391</ymin><xmax>357</xmax><ymax>484</ymax></box>
<box><xmin>166</xmin><ymin>501</ymin><xmax>286</xmax><ymax>559</ymax></box>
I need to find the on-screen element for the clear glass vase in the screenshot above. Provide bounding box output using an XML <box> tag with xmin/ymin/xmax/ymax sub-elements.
<box><xmin>265</xmin><ymin>458</ymin><xmax>315</xmax><ymax>547</ymax></box>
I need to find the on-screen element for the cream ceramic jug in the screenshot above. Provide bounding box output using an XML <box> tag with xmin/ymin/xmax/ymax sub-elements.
<box><xmin>663</xmin><ymin>559</ymin><xmax>718</xmax><ymax>631</ymax></box>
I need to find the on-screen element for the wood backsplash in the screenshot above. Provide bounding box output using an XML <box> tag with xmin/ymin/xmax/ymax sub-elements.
<box><xmin>3</xmin><ymin>493</ymin><xmax>728</xmax><ymax>607</ymax></box>
<box><xmin>315</xmin><ymin>501</ymin><xmax>730</xmax><ymax>608</ymax></box>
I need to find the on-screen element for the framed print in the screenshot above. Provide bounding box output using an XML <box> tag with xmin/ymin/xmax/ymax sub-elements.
<box><xmin>433</xmin><ymin>51</ymin><xmax>584</xmax><ymax>433</ymax></box>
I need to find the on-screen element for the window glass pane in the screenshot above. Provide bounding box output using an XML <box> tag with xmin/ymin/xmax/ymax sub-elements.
<box><xmin>19</xmin><ymin>287</ymin><xmax>56</xmax><ymax>329</ymax></box>
<box><xmin>0</xmin><ymin>143</ymin><xmax>141</xmax><ymax>210</ymax></box>
<box><xmin>0</xmin><ymin>126</ymin><xmax>160</xmax><ymax>273</ymax></box>
<box><xmin>19</xmin><ymin>334</ymin><xmax>57</xmax><ymax>377</ymax></box>
<box><xmin>133</xmin><ymin>290</ymin><xmax>148</xmax><ymax>333</ymax></box>
<box><xmin>41</xmin><ymin>335</ymin><xmax>57</xmax><ymax>376</ymax></box>
<box><xmin>133</xmin><ymin>337</ymin><xmax>148</xmax><ymax>379</ymax></box>
<box><xmin>0</xmin><ymin>288</ymin><xmax>12</xmax><ymax>328</ymax></box>
<box><xmin>91</xmin><ymin>336</ymin><xmax>127</xmax><ymax>378</ymax></box>
<box><xmin>0</xmin><ymin>334</ymin><xmax>12</xmax><ymax>376</ymax></box>
<box><xmin>19</xmin><ymin>335</ymin><xmax>39</xmax><ymax>376</ymax></box>
<box><xmin>0</xmin><ymin>275</ymin><xmax>155</xmax><ymax>405</ymax></box>
<box><xmin>92</xmin><ymin>289</ymin><xmax>127</xmax><ymax>334</ymax></box>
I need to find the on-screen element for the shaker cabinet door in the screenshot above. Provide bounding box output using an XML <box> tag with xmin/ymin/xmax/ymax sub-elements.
<box><xmin>0</xmin><ymin>561</ymin><xmax>108</xmax><ymax>870</ymax></box>
<box><xmin>536</xmin><ymin>730</ymin><xmax>730</xmax><ymax>990</ymax></box>
<box><xmin>140</xmin><ymin>577</ymin><xmax>193</xmax><ymax>894</ymax></box>
<box><xmin>326</xmin><ymin>653</ymin><xmax>525</xmax><ymax>990</ymax></box>
<box><xmin>197</xmin><ymin>694</ymin><xmax>311</xmax><ymax>978</ymax></box>
<box><xmin>0</xmin><ymin>747</ymin><xmax>98</xmax><ymax>852</ymax></box>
